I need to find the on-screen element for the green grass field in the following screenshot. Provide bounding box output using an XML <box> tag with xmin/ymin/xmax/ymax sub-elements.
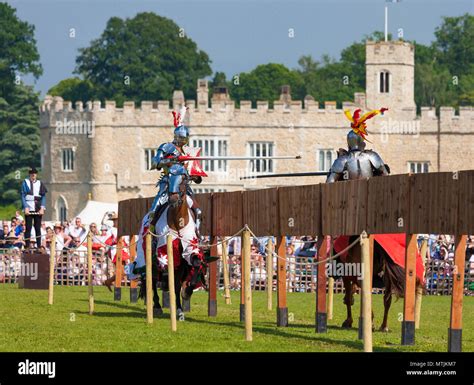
<box><xmin>0</xmin><ymin>284</ymin><xmax>472</xmax><ymax>352</ymax></box>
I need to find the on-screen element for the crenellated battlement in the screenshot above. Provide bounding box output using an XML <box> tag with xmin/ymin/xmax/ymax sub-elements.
<box><xmin>40</xmin><ymin>96</ymin><xmax>360</xmax><ymax>115</ymax></box>
<box><xmin>40</xmin><ymin>89</ymin><xmax>473</xmax><ymax>131</ymax></box>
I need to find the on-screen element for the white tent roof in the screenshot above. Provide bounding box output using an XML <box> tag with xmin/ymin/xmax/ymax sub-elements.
<box><xmin>75</xmin><ymin>200</ymin><xmax>118</xmax><ymax>226</ymax></box>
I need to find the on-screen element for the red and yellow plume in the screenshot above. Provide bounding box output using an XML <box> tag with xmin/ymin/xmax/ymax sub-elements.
<box><xmin>344</xmin><ymin>107</ymin><xmax>388</xmax><ymax>142</ymax></box>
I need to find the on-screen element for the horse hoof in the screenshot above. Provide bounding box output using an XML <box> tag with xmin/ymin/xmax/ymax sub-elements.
<box><xmin>181</xmin><ymin>286</ymin><xmax>190</xmax><ymax>301</ymax></box>
<box><xmin>341</xmin><ymin>320</ymin><xmax>353</xmax><ymax>329</ymax></box>
<box><xmin>153</xmin><ymin>307</ymin><xmax>164</xmax><ymax>317</ymax></box>
<box><xmin>379</xmin><ymin>326</ymin><xmax>390</xmax><ymax>333</ymax></box>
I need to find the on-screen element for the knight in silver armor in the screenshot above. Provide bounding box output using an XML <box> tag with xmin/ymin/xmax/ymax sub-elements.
<box><xmin>326</xmin><ymin>108</ymin><xmax>390</xmax><ymax>183</ymax></box>
<box><xmin>150</xmin><ymin>109</ymin><xmax>203</xmax><ymax>237</ymax></box>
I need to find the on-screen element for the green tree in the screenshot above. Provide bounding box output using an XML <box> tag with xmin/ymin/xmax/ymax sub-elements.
<box><xmin>75</xmin><ymin>12</ymin><xmax>212</xmax><ymax>105</ymax></box>
<box><xmin>413</xmin><ymin>42</ymin><xmax>453</xmax><ymax>110</ymax></box>
<box><xmin>0</xmin><ymin>84</ymin><xmax>40</xmax><ymax>207</ymax></box>
<box><xmin>434</xmin><ymin>14</ymin><xmax>474</xmax><ymax>77</ymax></box>
<box><xmin>295</xmin><ymin>32</ymin><xmax>389</xmax><ymax>107</ymax></box>
<box><xmin>0</xmin><ymin>3</ymin><xmax>42</xmax><ymax>102</ymax></box>
<box><xmin>0</xmin><ymin>3</ymin><xmax>42</xmax><ymax>207</ymax></box>
<box><xmin>229</xmin><ymin>63</ymin><xmax>303</xmax><ymax>107</ymax></box>
<box><xmin>47</xmin><ymin>77</ymin><xmax>95</xmax><ymax>104</ymax></box>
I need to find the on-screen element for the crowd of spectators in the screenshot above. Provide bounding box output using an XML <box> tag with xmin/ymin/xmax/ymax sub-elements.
<box><xmin>0</xmin><ymin>213</ymin><xmax>123</xmax><ymax>286</ymax></box>
<box><xmin>221</xmin><ymin>234</ymin><xmax>474</xmax><ymax>294</ymax></box>
<box><xmin>1</xmin><ymin>217</ymin><xmax>473</xmax><ymax>294</ymax></box>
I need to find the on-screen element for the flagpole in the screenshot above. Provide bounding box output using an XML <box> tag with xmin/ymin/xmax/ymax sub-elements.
<box><xmin>385</xmin><ymin>4</ymin><xmax>388</xmax><ymax>42</ymax></box>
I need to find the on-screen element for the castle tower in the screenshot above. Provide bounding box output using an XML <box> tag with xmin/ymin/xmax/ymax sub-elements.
<box><xmin>365</xmin><ymin>41</ymin><xmax>416</xmax><ymax>114</ymax></box>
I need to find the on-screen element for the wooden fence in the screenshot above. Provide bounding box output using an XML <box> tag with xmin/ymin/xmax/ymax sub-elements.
<box><xmin>118</xmin><ymin>171</ymin><xmax>473</xmax><ymax>238</ymax></box>
<box><xmin>117</xmin><ymin>170</ymin><xmax>474</xmax><ymax>352</ymax></box>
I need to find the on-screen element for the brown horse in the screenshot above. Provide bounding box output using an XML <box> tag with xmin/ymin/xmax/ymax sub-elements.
<box><xmin>334</xmin><ymin>236</ymin><xmax>421</xmax><ymax>332</ymax></box>
<box><xmin>140</xmin><ymin>176</ymin><xmax>207</xmax><ymax>318</ymax></box>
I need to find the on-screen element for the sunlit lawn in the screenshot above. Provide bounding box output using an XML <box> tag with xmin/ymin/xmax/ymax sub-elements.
<box><xmin>0</xmin><ymin>284</ymin><xmax>472</xmax><ymax>352</ymax></box>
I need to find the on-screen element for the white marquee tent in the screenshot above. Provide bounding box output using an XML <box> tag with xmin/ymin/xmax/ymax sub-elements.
<box><xmin>75</xmin><ymin>200</ymin><xmax>118</xmax><ymax>226</ymax></box>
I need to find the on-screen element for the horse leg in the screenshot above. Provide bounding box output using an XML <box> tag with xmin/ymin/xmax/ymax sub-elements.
<box><xmin>380</xmin><ymin>290</ymin><xmax>392</xmax><ymax>332</ymax></box>
<box><xmin>153</xmin><ymin>279</ymin><xmax>163</xmax><ymax>317</ymax></box>
<box><xmin>342</xmin><ymin>277</ymin><xmax>354</xmax><ymax>328</ymax></box>
<box><xmin>175</xmin><ymin>267</ymin><xmax>185</xmax><ymax>320</ymax></box>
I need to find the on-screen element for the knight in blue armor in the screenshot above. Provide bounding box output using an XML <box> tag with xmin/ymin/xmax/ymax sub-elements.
<box><xmin>150</xmin><ymin>107</ymin><xmax>203</xmax><ymax>237</ymax></box>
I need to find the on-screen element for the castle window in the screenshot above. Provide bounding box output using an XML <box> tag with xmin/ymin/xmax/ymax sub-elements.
<box><xmin>56</xmin><ymin>196</ymin><xmax>68</xmax><ymax>222</ymax></box>
<box><xmin>191</xmin><ymin>138</ymin><xmax>227</xmax><ymax>172</ymax></box>
<box><xmin>248</xmin><ymin>142</ymin><xmax>274</xmax><ymax>173</ymax></box>
<box><xmin>318</xmin><ymin>149</ymin><xmax>334</xmax><ymax>172</ymax></box>
<box><xmin>379</xmin><ymin>71</ymin><xmax>390</xmax><ymax>93</ymax></box>
<box><xmin>61</xmin><ymin>148</ymin><xmax>74</xmax><ymax>171</ymax></box>
<box><xmin>144</xmin><ymin>148</ymin><xmax>157</xmax><ymax>171</ymax></box>
<box><xmin>408</xmin><ymin>161</ymin><xmax>429</xmax><ymax>174</ymax></box>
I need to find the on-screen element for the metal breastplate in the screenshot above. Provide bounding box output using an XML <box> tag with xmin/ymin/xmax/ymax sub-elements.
<box><xmin>345</xmin><ymin>151</ymin><xmax>374</xmax><ymax>180</ymax></box>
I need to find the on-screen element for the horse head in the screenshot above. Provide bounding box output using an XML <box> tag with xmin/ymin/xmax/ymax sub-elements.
<box><xmin>168</xmin><ymin>165</ymin><xmax>189</xmax><ymax>209</ymax></box>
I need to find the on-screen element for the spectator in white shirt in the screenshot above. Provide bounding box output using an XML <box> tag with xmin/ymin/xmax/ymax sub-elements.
<box><xmin>54</xmin><ymin>222</ymin><xmax>72</xmax><ymax>251</ymax></box>
<box><xmin>68</xmin><ymin>217</ymin><xmax>87</xmax><ymax>247</ymax></box>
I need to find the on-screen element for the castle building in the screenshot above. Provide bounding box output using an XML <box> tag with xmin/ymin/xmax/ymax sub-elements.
<box><xmin>39</xmin><ymin>41</ymin><xmax>474</xmax><ymax>221</ymax></box>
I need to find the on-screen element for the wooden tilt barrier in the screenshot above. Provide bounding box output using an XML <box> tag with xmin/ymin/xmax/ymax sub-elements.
<box><xmin>117</xmin><ymin>170</ymin><xmax>474</xmax><ymax>351</ymax></box>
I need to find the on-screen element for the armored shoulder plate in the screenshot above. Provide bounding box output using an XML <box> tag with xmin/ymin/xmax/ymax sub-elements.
<box><xmin>152</xmin><ymin>142</ymin><xmax>178</xmax><ymax>170</ymax></box>
<box><xmin>337</xmin><ymin>148</ymin><xmax>349</xmax><ymax>157</ymax></box>
<box><xmin>326</xmin><ymin>153</ymin><xmax>349</xmax><ymax>183</ymax></box>
<box><xmin>363</xmin><ymin>149</ymin><xmax>389</xmax><ymax>176</ymax></box>
<box><xmin>158</xmin><ymin>142</ymin><xmax>178</xmax><ymax>154</ymax></box>
<box><xmin>330</xmin><ymin>154</ymin><xmax>349</xmax><ymax>173</ymax></box>
<box><xmin>363</xmin><ymin>150</ymin><xmax>385</xmax><ymax>169</ymax></box>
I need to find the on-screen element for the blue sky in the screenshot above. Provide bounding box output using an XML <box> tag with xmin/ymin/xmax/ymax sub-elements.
<box><xmin>7</xmin><ymin>0</ymin><xmax>474</xmax><ymax>96</ymax></box>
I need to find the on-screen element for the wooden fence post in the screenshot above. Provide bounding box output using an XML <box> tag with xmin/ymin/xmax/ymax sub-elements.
<box><xmin>361</xmin><ymin>231</ymin><xmax>372</xmax><ymax>352</ymax></box>
<box><xmin>242</xmin><ymin>228</ymin><xmax>252</xmax><ymax>341</ymax></box>
<box><xmin>167</xmin><ymin>234</ymin><xmax>177</xmax><ymax>332</ymax></box>
<box><xmin>240</xmin><ymin>234</ymin><xmax>245</xmax><ymax>322</ymax></box>
<box><xmin>87</xmin><ymin>232</ymin><xmax>94</xmax><ymax>315</ymax></box>
<box><xmin>359</xmin><ymin>234</ymin><xmax>375</xmax><ymax>339</ymax></box>
<box><xmin>327</xmin><ymin>236</ymin><xmax>334</xmax><ymax>320</ymax></box>
<box><xmin>327</xmin><ymin>277</ymin><xmax>334</xmax><ymax>320</ymax></box>
<box><xmin>129</xmin><ymin>235</ymin><xmax>139</xmax><ymax>303</ymax></box>
<box><xmin>48</xmin><ymin>234</ymin><xmax>56</xmax><ymax>305</ymax></box>
<box><xmin>266</xmin><ymin>238</ymin><xmax>273</xmax><ymax>311</ymax></box>
<box><xmin>276</xmin><ymin>235</ymin><xmax>288</xmax><ymax>327</ymax></box>
<box><xmin>221</xmin><ymin>239</ymin><xmax>231</xmax><ymax>305</ymax></box>
<box><xmin>402</xmin><ymin>233</ymin><xmax>417</xmax><ymax>345</ymax></box>
<box><xmin>448</xmin><ymin>235</ymin><xmax>467</xmax><ymax>352</ymax></box>
<box><xmin>114</xmin><ymin>237</ymin><xmax>123</xmax><ymax>301</ymax></box>
<box><xmin>208</xmin><ymin>236</ymin><xmax>218</xmax><ymax>317</ymax></box>
<box><xmin>145</xmin><ymin>232</ymin><xmax>153</xmax><ymax>324</ymax></box>
<box><xmin>415</xmin><ymin>238</ymin><xmax>428</xmax><ymax>329</ymax></box>
<box><xmin>316</xmin><ymin>234</ymin><xmax>327</xmax><ymax>333</ymax></box>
